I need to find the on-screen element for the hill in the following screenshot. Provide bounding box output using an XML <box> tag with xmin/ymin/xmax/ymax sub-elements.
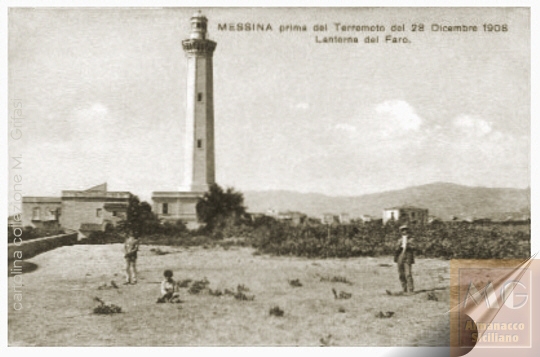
<box><xmin>243</xmin><ymin>182</ymin><xmax>530</xmax><ymax>220</ymax></box>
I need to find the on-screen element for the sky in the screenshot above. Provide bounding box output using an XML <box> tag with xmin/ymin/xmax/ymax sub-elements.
<box><xmin>8</xmin><ymin>7</ymin><xmax>530</xmax><ymax>203</ymax></box>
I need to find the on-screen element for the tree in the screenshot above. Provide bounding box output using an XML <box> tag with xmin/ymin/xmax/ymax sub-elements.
<box><xmin>119</xmin><ymin>195</ymin><xmax>161</xmax><ymax>237</ymax></box>
<box><xmin>196</xmin><ymin>184</ymin><xmax>246</xmax><ymax>231</ymax></box>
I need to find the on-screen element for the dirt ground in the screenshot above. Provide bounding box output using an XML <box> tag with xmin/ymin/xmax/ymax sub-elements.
<box><xmin>8</xmin><ymin>244</ymin><xmax>451</xmax><ymax>346</ymax></box>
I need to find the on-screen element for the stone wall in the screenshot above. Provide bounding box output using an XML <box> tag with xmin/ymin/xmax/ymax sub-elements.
<box><xmin>7</xmin><ymin>231</ymin><xmax>78</xmax><ymax>263</ymax></box>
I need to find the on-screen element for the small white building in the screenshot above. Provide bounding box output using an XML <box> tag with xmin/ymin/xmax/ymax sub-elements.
<box><xmin>382</xmin><ymin>205</ymin><xmax>428</xmax><ymax>225</ymax></box>
<box><xmin>359</xmin><ymin>214</ymin><xmax>373</xmax><ymax>223</ymax></box>
<box><xmin>339</xmin><ymin>213</ymin><xmax>351</xmax><ymax>224</ymax></box>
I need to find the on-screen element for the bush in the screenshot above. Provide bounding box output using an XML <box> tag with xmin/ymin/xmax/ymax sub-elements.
<box><xmin>248</xmin><ymin>220</ymin><xmax>530</xmax><ymax>260</ymax></box>
<box><xmin>161</xmin><ymin>220</ymin><xmax>188</xmax><ymax>236</ymax></box>
<box><xmin>188</xmin><ymin>278</ymin><xmax>210</xmax><ymax>294</ymax></box>
<box><xmin>143</xmin><ymin>234</ymin><xmax>213</xmax><ymax>247</ymax></box>
<box><xmin>93</xmin><ymin>297</ymin><xmax>122</xmax><ymax>315</ymax></box>
<box><xmin>196</xmin><ymin>183</ymin><xmax>247</xmax><ymax>234</ymax></box>
<box><xmin>269</xmin><ymin>306</ymin><xmax>284</xmax><ymax>317</ymax></box>
<box><xmin>319</xmin><ymin>275</ymin><xmax>353</xmax><ymax>285</ymax></box>
<box><xmin>79</xmin><ymin>231</ymin><xmax>124</xmax><ymax>245</ymax></box>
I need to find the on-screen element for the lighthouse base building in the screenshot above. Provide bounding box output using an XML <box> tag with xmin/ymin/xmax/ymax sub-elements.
<box><xmin>152</xmin><ymin>191</ymin><xmax>203</xmax><ymax>227</ymax></box>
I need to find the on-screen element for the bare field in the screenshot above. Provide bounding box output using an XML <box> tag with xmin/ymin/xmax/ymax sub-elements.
<box><xmin>8</xmin><ymin>244</ymin><xmax>451</xmax><ymax>346</ymax></box>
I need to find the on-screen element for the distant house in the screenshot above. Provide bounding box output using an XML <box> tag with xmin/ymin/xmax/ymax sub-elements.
<box><xmin>321</xmin><ymin>213</ymin><xmax>339</xmax><ymax>225</ymax></box>
<box><xmin>246</xmin><ymin>212</ymin><xmax>266</xmax><ymax>221</ymax></box>
<box><xmin>266</xmin><ymin>209</ymin><xmax>306</xmax><ymax>225</ymax></box>
<box><xmin>290</xmin><ymin>212</ymin><xmax>307</xmax><ymax>225</ymax></box>
<box><xmin>305</xmin><ymin>216</ymin><xmax>322</xmax><ymax>225</ymax></box>
<box><xmin>359</xmin><ymin>215</ymin><xmax>373</xmax><ymax>223</ymax></box>
<box><xmin>320</xmin><ymin>213</ymin><xmax>352</xmax><ymax>225</ymax></box>
<box><xmin>22</xmin><ymin>183</ymin><xmax>131</xmax><ymax>235</ymax></box>
<box><xmin>339</xmin><ymin>213</ymin><xmax>351</xmax><ymax>224</ymax></box>
<box><xmin>382</xmin><ymin>205</ymin><xmax>429</xmax><ymax>225</ymax></box>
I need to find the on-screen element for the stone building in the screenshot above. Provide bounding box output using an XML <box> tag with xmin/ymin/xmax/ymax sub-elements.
<box><xmin>21</xmin><ymin>197</ymin><xmax>62</xmax><ymax>230</ymax></box>
<box><xmin>22</xmin><ymin>183</ymin><xmax>131</xmax><ymax>235</ymax></box>
<box><xmin>382</xmin><ymin>205</ymin><xmax>429</xmax><ymax>225</ymax></box>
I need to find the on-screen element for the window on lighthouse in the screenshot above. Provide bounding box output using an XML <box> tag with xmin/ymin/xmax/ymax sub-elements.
<box><xmin>197</xmin><ymin>93</ymin><xmax>203</xmax><ymax>102</ymax></box>
<box><xmin>197</xmin><ymin>139</ymin><xmax>203</xmax><ymax>148</ymax></box>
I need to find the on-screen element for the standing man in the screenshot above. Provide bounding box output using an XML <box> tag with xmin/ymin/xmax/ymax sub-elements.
<box><xmin>124</xmin><ymin>232</ymin><xmax>140</xmax><ymax>285</ymax></box>
<box><xmin>394</xmin><ymin>224</ymin><xmax>415</xmax><ymax>294</ymax></box>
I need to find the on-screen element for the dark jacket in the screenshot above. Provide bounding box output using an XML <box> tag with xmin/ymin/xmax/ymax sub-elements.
<box><xmin>393</xmin><ymin>237</ymin><xmax>415</xmax><ymax>264</ymax></box>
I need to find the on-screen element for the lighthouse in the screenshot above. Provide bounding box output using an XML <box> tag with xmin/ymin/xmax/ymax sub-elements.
<box><xmin>182</xmin><ymin>12</ymin><xmax>217</xmax><ymax>192</ymax></box>
<box><xmin>152</xmin><ymin>12</ymin><xmax>217</xmax><ymax>226</ymax></box>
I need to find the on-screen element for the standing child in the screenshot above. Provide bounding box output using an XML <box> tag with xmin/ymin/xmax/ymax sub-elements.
<box><xmin>393</xmin><ymin>224</ymin><xmax>415</xmax><ymax>294</ymax></box>
<box><xmin>157</xmin><ymin>270</ymin><xmax>181</xmax><ymax>303</ymax></box>
<box><xmin>124</xmin><ymin>233</ymin><xmax>140</xmax><ymax>284</ymax></box>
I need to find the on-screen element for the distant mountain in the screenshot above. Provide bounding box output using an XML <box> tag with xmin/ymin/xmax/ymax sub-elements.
<box><xmin>243</xmin><ymin>182</ymin><xmax>530</xmax><ymax>221</ymax></box>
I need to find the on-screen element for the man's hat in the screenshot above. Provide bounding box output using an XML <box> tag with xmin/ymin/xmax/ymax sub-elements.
<box><xmin>399</xmin><ymin>224</ymin><xmax>409</xmax><ymax>231</ymax></box>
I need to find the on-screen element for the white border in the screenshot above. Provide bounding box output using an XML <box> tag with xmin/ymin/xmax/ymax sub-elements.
<box><xmin>1</xmin><ymin>1</ymin><xmax>537</xmax><ymax>357</ymax></box>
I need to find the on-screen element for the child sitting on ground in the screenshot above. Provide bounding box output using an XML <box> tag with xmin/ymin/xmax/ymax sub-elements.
<box><xmin>157</xmin><ymin>269</ymin><xmax>181</xmax><ymax>303</ymax></box>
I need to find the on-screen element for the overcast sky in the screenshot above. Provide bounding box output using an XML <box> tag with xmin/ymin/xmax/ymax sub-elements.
<box><xmin>8</xmin><ymin>7</ymin><xmax>530</xmax><ymax>203</ymax></box>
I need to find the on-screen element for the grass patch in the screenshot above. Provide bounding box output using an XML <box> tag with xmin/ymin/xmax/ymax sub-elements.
<box><xmin>319</xmin><ymin>275</ymin><xmax>353</xmax><ymax>285</ymax></box>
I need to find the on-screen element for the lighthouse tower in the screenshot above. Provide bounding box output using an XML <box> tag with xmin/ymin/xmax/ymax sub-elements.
<box><xmin>152</xmin><ymin>12</ymin><xmax>217</xmax><ymax>226</ymax></box>
<box><xmin>182</xmin><ymin>12</ymin><xmax>217</xmax><ymax>192</ymax></box>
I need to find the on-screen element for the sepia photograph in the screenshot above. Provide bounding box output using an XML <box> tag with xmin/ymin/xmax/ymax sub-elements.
<box><xmin>6</xmin><ymin>4</ymin><xmax>533</xmax><ymax>350</ymax></box>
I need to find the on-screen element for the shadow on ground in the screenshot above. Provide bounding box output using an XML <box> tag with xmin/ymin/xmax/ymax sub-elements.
<box><xmin>7</xmin><ymin>260</ymin><xmax>39</xmax><ymax>275</ymax></box>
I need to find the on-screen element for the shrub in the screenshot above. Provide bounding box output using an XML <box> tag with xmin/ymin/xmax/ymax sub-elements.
<box><xmin>269</xmin><ymin>306</ymin><xmax>284</xmax><ymax>317</ymax></box>
<box><xmin>79</xmin><ymin>231</ymin><xmax>124</xmax><ymax>245</ymax></box>
<box><xmin>196</xmin><ymin>184</ymin><xmax>246</xmax><ymax>232</ymax></box>
<box><xmin>234</xmin><ymin>291</ymin><xmax>255</xmax><ymax>301</ymax></box>
<box><xmin>209</xmin><ymin>289</ymin><xmax>223</xmax><ymax>297</ymax></box>
<box><xmin>143</xmin><ymin>234</ymin><xmax>212</xmax><ymax>247</ymax></box>
<box><xmin>288</xmin><ymin>279</ymin><xmax>302</xmax><ymax>287</ymax></box>
<box><xmin>236</xmin><ymin>284</ymin><xmax>250</xmax><ymax>292</ymax></box>
<box><xmin>93</xmin><ymin>297</ymin><xmax>122</xmax><ymax>315</ymax></box>
<box><xmin>249</xmin><ymin>220</ymin><xmax>530</xmax><ymax>260</ymax></box>
<box><xmin>320</xmin><ymin>275</ymin><xmax>353</xmax><ymax>285</ymax></box>
<box><xmin>188</xmin><ymin>278</ymin><xmax>210</xmax><ymax>294</ymax></box>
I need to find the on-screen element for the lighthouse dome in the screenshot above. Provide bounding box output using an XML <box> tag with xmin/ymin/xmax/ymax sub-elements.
<box><xmin>189</xmin><ymin>10</ymin><xmax>208</xmax><ymax>39</ymax></box>
<box><xmin>191</xmin><ymin>11</ymin><xmax>206</xmax><ymax>19</ymax></box>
